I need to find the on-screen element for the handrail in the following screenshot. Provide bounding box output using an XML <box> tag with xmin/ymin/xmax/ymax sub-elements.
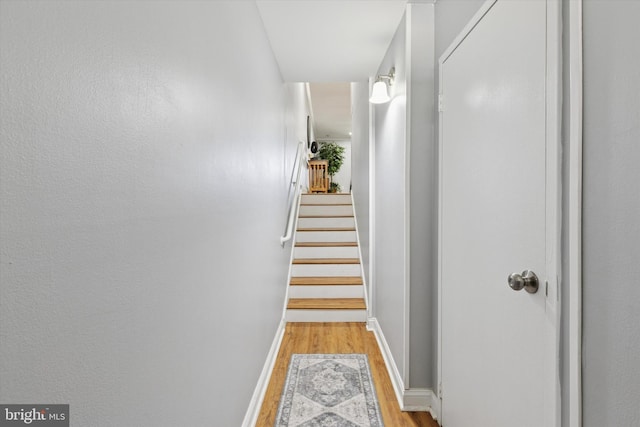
<box><xmin>286</xmin><ymin>140</ymin><xmax>303</xmax><ymax>203</ymax></box>
<box><xmin>280</xmin><ymin>141</ymin><xmax>306</xmax><ymax>246</ymax></box>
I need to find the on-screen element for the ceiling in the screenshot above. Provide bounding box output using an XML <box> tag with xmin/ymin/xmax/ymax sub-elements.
<box><xmin>309</xmin><ymin>82</ymin><xmax>352</xmax><ymax>140</ymax></box>
<box><xmin>256</xmin><ymin>1</ymin><xmax>408</xmax><ymax>141</ymax></box>
<box><xmin>255</xmin><ymin>0</ymin><xmax>407</xmax><ymax>82</ymax></box>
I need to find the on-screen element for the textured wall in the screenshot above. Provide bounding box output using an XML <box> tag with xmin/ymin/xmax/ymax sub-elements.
<box><xmin>0</xmin><ymin>2</ymin><xmax>303</xmax><ymax>425</ymax></box>
<box><xmin>582</xmin><ymin>1</ymin><xmax>640</xmax><ymax>425</ymax></box>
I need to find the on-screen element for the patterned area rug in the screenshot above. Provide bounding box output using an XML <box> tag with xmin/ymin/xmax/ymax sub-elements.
<box><xmin>275</xmin><ymin>354</ymin><xmax>384</xmax><ymax>427</ymax></box>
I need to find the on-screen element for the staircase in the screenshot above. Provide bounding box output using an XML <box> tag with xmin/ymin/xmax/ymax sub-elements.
<box><xmin>285</xmin><ymin>193</ymin><xmax>367</xmax><ymax>322</ymax></box>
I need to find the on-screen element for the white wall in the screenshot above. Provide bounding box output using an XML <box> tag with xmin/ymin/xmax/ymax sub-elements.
<box><xmin>371</xmin><ymin>3</ymin><xmax>435</xmax><ymax>390</ymax></box>
<box><xmin>373</xmin><ymin>12</ymin><xmax>409</xmax><ymax>385</ymax></box>
<box><xmin>285</xmin><ymin>84</ymin><xmax>313</xmax><ymax>185</ymax></box>
<box><xmin>407</xmin><ymin>4</ymin><xmax>436</xmax><ymax>389</ymax></box>
<box><xmin>351</xmin><ymin>82</ymin><xmax>371</xmax><ymax>288</ymax></box>
<box><xmin>332</xmin><ymin>141</ymin><xmax>352</xmax><ymax>193</ymax></box>
<box><xmin>582</xmin><ymin>1</ymin><xmax>640</xmax><ymax>425</ymax></box>
<box><xmin>0</xmin><ymin>2</ymin><xmax>306</xmax><ymax>425</ymax></box>
<box><xmin>435</xmin><ymin>0</ymin><xmax>486</xmax><ymax>60</ymax></box>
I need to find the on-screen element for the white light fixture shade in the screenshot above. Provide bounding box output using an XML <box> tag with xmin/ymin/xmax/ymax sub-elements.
<box><xmin>369</xmin><ymin>81</ymin><xmax>390</xmax><ymax>104</ymax></box>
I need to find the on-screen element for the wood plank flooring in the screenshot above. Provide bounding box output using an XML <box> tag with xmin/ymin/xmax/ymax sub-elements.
<box><xmin>255</xmin><ymin>322</ymin><xmax>439</xmax><ymax>427</ymax></box>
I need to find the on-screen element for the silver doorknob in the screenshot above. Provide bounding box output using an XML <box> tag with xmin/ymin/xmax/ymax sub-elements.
<box><xmin>508</xmin><ymin>270</ymin><xmax>539</xmax><ymax>294</ymax></box>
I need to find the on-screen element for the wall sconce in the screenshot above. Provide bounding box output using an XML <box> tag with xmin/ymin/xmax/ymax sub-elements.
<box><xmin>369</xmin><ymin>67</ymin><xmax>395</xmax><ymax>104</ymax></box>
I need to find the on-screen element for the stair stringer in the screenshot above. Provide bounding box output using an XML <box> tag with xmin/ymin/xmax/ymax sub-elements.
<box><xmin>280</xmin><ymin>193</ymin><xmax>303</xmax><ymax>321</ymax></box>
<box><xmin>349</xmin><ymin>192</ymin><xmax>370</xmax><ymax>316</ymax></box>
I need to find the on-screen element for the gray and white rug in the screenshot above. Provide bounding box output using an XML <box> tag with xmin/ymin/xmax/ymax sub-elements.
<box><xmin>274</xmin><ymin>354</ymin><xmax>384</xmax><ymax>427</ymax></box>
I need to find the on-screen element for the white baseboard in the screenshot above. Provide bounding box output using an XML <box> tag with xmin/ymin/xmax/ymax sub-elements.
<box><xmin>367</xmin><ymin>317</ymin><xmax>440</xmax><ymax>422</ymax></box>
<box><xmin>367</xmin><ymin>317</ymin><xmax>405</xmax><ymax>407</ymax></box>
<box><xmin>241</xmin><ymin>319</ymin><xmax>286</xmax><ymax>427</ymax></box>
<box><xmin>404</xmin><ymin>388</ymin><xmax>440</xmax><ymax>422</ymax></box>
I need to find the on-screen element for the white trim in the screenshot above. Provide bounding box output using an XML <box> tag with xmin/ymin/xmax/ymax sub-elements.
<box><xmin>545</xmin><ymin>1</ymin><xmax>563</xmax><ymax>426</ymax></box>
<box><xmin>437</xmin><ymin>1</ymin><xmax>562</xmax><ymax>425</ymax></box>
<box><xmin>368</xmin><ymin>317</ymin><xmax>404</xmax><ymax>409</ymax></box>
<box><xmin>368</xmin><ymin>318</ymin><xmax>438</xmax><ymax>418</ymax></box>
<box><xmin>351</xmin><ymin>192</ymin><xmax>371</xmax><ymax>312</ymax></box>
<box><xmin>404</xmin><ymin>388</ymin><xmax>440</xmax><ymax>421</ymax></box>
<box><xmin>438</xmin><ymin>0</ymin><xmax>497</xmax><ymax>64</ymax></box>
<box><xmin>436</xmin><ymin>87</ymin><xmax>443</xmax><ymax>424</ymax></box>
<box><xmin>545</xmin><ymin>0</ymin><xmax>562</xmax><ymax>315</ymax></box>
<box><xmin>568</xmin><ymin>1</ymin><xmax>583</xmax><ymax>426</ymax></box>
<box><xmin>241</xmin><ymin>319</ymin><xmax>286</xmax><ymax>427</ymax></box>
<box><xmin>368</xmin><ymin>77</ymin><xmax>377</xmax><ymax>319</ymax></box>
<box><xmin>403</xmin><ymin>3</ymin><xmax>413</xmax><ymax>389</ymax></box>
<box><xmin>427</xmin><ymin>389</ymin><xmax>440</xmax><ymax>423</ymax></box>
<box><xmin>305</xmin><ymin>82</ymin><xmax>315</xmax><ymax>134</ymax></box>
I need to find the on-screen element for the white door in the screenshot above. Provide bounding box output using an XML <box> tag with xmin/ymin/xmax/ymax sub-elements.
<box><xmin>439</xmin><ymin>1</ymin><xmax>559</xmax><ymax>426</ymax></box>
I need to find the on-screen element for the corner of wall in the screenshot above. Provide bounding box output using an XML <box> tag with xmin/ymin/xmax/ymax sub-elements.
<box><xmin>367</xmin><ymin>317</ymin><xmax>438</xmax><ymax>418</ymax></box>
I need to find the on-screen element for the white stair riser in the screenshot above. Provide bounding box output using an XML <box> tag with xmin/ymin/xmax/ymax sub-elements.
<box><xmin>288</xmin><ymin>285</ymin><xmax>364</xmax><ymax>299</ymax></box>
<box><xmin>301</xmin><ymin>194</ymin><xmax>352</xmax><ymax>204</ymax></box>
<box><xmin>286</xmin><ymin>309</ymin><xmax>367</xmax><ymax>322</ymax></box>
<box><xmin>295</xmin><ymin>231</ymin><xmax>357</xmax><ymax>243</ymax></box>
<box><xmin>298</xmin><ymin>205</ymin><xmax>353</xmax><ymax>217</ymax></box>
<box><xmin>291</xmin><ymin>264</ymin><xmax>361</xmax><ymax>277</ymax></box>
<box><xmin>297</xmin><ymin>217</ymin><xmax>355</xmax><ymax>229</ymax></box>
<box><xmin>294</xmin><ymin>246</ymin><xmax>360</xmax><ymax>259</ymax></box>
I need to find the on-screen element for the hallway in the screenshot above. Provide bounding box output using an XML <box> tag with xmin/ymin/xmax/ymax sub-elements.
<box><xmin>256</xmin><ymin>323</ymin><xmax>438</xmax><ymax>427</ymax></box>
<box><xmin>1</xmin><ymin>1</ymin><xmax>639</xmax><ymax>426</ymax></box>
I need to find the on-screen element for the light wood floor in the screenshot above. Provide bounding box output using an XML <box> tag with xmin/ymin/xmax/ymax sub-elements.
<box><xmin>256</xmin><ymin>322</ymin><xmax>439</xmax><ymax>427</ymax></box>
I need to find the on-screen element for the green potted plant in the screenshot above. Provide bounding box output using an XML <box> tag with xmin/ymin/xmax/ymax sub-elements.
<box><xmin>317</xmin><ymin>142</ymin><xmax>345</xmax><ymax>193</ymax></box>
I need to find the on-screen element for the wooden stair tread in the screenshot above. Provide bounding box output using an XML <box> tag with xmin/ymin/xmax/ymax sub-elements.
<box><xmin>300</xmin><ymin>204</ymin><xmax>352</xmax><ymax>207</ymax></box>
<box><xmin>287</xmin><ymin>298</ymin><xmax>366</xmax><ymax>310</ymax></box>
<box><xmin>297</xmin><ymin>227</ymin><xmax>356</xmax><ymax>232</ymax></box>
<box><xmin>298</xmin><ymin>215</ymin><xmax>354</xmax><ymax>218</ymax></box>
<box><xmin>295</xmin><ymin>242</ymin><xmax>358</xmax><ymax>247</ymax></box>
<box><xmin>290</xmin><ymin>277</ymin><xmax>363</xmax><ymax>285</ymax></box>
<box><xmin>292</xmin><ymin>258</ymin><xmax>360</xmax><ymax>264</ymax></box>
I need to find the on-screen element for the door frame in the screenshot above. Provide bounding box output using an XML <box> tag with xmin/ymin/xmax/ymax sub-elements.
<box><xmin>436</xmin><ymin>0</ymin><xmax>562</xmax><ymax>424</ymax></box>
<box><xmin>568</xmin><ymin>1</ymin><xmax>583</xmax><ymax>426</ymax></box>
